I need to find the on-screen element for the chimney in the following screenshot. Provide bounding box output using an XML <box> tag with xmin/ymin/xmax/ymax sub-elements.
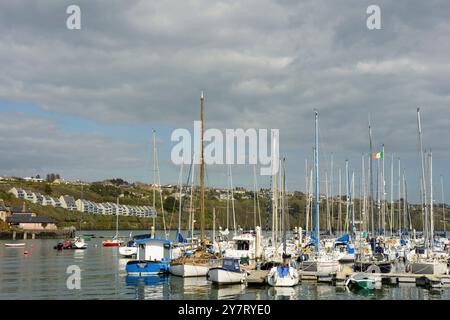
<box><xmin>22</xmin><ymin>201</ymin><xmax>27</xmax><ymax>213</ymax></box>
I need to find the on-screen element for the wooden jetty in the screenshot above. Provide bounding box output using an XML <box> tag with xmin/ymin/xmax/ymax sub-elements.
<box><xmin>246</xmin><ymin>270</ymin><xmax>269</xmax><ymax>284</ymax></box>
<box><xmin>245</xmin><ymin>265</ymin><xmax>450</xmax><ymax>290</ymax></box>
<box><xmin>332</xmin><ymin>268</ymin><xmax>450</xmax><ymax>289</ymax></box>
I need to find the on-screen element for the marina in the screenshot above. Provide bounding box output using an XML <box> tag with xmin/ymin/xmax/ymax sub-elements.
<box><xmin>1</xmin><ymin>230</ymin><xmax>449</xmax><ymax>300</ymax></box>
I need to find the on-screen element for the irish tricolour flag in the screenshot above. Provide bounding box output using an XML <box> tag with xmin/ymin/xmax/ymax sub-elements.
<box><xmin>373</xmin><ymin>152</ymin><xmax>383</xmax><ymax>159</ymax></box>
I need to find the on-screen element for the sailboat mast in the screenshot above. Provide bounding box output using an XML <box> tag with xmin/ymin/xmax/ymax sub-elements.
<box><xmin>200</xmin><ymin>91</ymin><xmax>205</xmax><ymax>246</ymax></box>
<box><xmin>345</xmin><ymin>159</ymin><xmax>349</xmax><ymax>234</ymax></box>
<box><xmin>369</xmin><ymin>117</ymin><xmax>375</xmax><ymax>237</ymax></box>
<box><xmin>398</xmin><ymin>158</ymin><xmax>401</xmax><ymax>236</ymax></box>
<box><xmin>178</xmin><ymin>159</ymin><xmax>184</xmax><ymax>236</ymax></box>
<box><xmin>417</xmin><ymin>108</ymin><xmax>429</xmax><ymax>250</ymax></box>
<box><xmin>272</xmin><ymin>132</ymin><xmax>278</xmax><ymax>248</ymax></box>
<box><xmin>362</xmin><ymin>154</ymin><xmax>366</xmax><ymax>232</ymax></box>
<box><xmin>282</xmin><ymin>158</ymin><xmax>287</xmax><ymax>255</ymax></box>
<box><xmin>429</xmin><ymin>150</ymin><xmax>434</xmax><ymax>245</ymax></box>
<box><xmin>390</xmin><ymin>154</ymin><xmax>394</xmax><ymax>236</ymax></box>
<box><xmin>381</xmin><ymin>144</ymin><xmax>385</xmax><ymax>235</ymax></box>
<box><xmin>330</xmin><ymin>153</ymin><xmax>334</xmax><ymax>235</ymax></box>
<box><xmin>314</xmin><ymin>110</ymin><xmax>319</xmax><ymax>254</ymax></box>
<box><xmin>441</xmin><ymin>175</ymin><xmax>446</xmax><ymax>234</ymax></box>
<box><xmin>152</xmin><ymin>130</ymin><xmax>156</xmax><ymax>228</ymax></box>
<box><xmin>338</xmin><ymin>168</ymin><xmax>342</xmax><ymax>235</ymax></box>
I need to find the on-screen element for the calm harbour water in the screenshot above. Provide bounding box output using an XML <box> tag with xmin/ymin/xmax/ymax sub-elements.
<box><xmin>0</xmin><ymin>230</ymin><xmax>449</xmax><ymax>300</ymax></box>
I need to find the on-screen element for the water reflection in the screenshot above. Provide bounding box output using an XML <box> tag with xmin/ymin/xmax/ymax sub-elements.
<box><xmin>125</xmin><ymin>275</ymin><xmax>169</xmax><ymax>300</ymax></box>
<box><xmin>210</xmin><ymin>283</ymin><xmax>246</xmax><ymax>300</ymax></box>
<box><xmin>1</xmin><ymin>231</ymin><xmax>450</xmax><ymax>300</ymax></box>
<box><xmin>267</xmin><ymin>287</ymin><xmax>296</xmax><ymax>300</ymax></box>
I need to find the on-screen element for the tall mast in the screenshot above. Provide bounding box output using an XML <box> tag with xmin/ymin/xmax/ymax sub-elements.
<box><xmin>152</xmin><ymin>130</ymin><xmax>157</xmax><ymax>231</ymax></box>
<box><xmin>381</xmin><ymin>144</ymin><xmax>385</xmax><ymax>235</ymax></box>
<box><xmin>304</xmin><ymin>159</ymin><xmax>308</xmax><ymax>231</ymax></box>
<box><xmin>177</xmin><ymin>158</ymin><xmax>184</xmax><ymax>237</ymax></box>
<box><xmin>200</xmin><ymin>91</ymin><xmax>205</xmax><ymax>246</ymax></box>
<box><xmin>441</xmin><ymin>175</ymin><xmax>446</xmax><ymax>234</ymax></box>
<box><xmin>325</xmin><ymin>171</ymin><xmax>330</xmax><ymax>235</ymax></box>
<box><xmin>330</xmin><ymin>153</ymin><xmax>334</xmax><ymax>235</ymax></box>
<box><xmin>282</xmin><ymin>158</ymin><xmax>287</xmax><ymax>255</ymax></box>
<box><xmin>429</xmin><ymin>150</ymin><xmax>434</xmax><ymax>246</ymax></box>
<box><xmin>272</xmin><ymin>132</ymin><xmax>279</xmax><ymax>248</ymax></box>
<box><xmin>314</xmin><ymin>110</ymin><xmax>319</xmax><ymax>254</ymax></box>
<box><xmin>351</xmin><ymin>171</ymin><xmax>355</xmax><ymax>235</ymax></box>
<box><xmin>417</xmin><ymin>108</ymin><xmax>429</xmax><ymax>250</ymax></box>
<box><xmin>369</xmin><ymin>116</ymin><xmax>375</xmax><ymax>237</ymax></box>
<box><xmin>402</xmin><ymin>170</ymin><xmax>407</xmax><ymax>232</ymax></box>
<box><xmin>398</xmin><ymin>158</ymin><xmax>401</xmax><ymax>236</ymax></box>
<box><xmin>390</xmin><ymin>154</ymin><xmax>394</xmax><ymax>236</ymax></box>
<box><xmin>345</xmin><ymin>159</ymin><xmax>349</xmax><ymax>234</ymax></box>
<box><xmin>361</xmin><ymin>154</ymin><xmax>366</xmax><ymax>232</ymax></box>
<box><xmin>338</xmin><ymin>168</ymin><xmax>342</xmax><ymax>235</ymax></box>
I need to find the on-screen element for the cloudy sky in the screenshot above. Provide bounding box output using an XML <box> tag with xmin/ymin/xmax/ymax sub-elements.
<box><xmin>1</xmin><ymin>0</ymin><xmax>449</xmax><ymax>202</ymax></box>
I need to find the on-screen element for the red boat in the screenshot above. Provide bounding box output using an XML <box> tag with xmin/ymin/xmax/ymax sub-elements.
<box><xmin>102</xmin><ymin>239</ymin><xmax>122</xmax><ymax>247</ymax></box>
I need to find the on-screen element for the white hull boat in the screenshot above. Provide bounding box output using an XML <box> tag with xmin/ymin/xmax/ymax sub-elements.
<box><xmin>207</xmin><ymin>268</ymin><xmax>247</xmax><ymax>284</ymax></box>
<box><xmin>170</xmin><ymin>264</ymin><xmax>210</xmax><ymax>277</ymax></box>
<box><xmin>266</xmin><ymin>266</ymin><xmax>299</xmax><ymax>287</ymax></box>
<box><xmin>119</xmin><ymin>246</ymin><xmax>137</xmax><ymax>257</ymax></box>
<box><xmin>4</xmin><ymin>243</ymin><xmax>25</xmax><ymax>248</ymax></box>
<box><xmin>207</xmin><ymin>258</ymin><xmax>247</xmax><ymax>284</ymax></box>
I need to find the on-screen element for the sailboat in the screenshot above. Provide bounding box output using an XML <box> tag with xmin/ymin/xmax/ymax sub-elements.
<box><xmin>411</xmin><ymin>108</ymin><xmax>448</xmax><ymax>275</ymax></box>
<box><xmin>169</xmin><ymin>91</ymin><xmax>220</xmax><ymax>277</ymax></box>
<box><xmin>103</xmin><ymin>196</ymin><xmax>123</xmax><ymax>247</ymax></box>
<box><xmin>299</xmin><ymin>111</ymin><xmax>340</xmax><ymax>274</ymax></box>
<box><xmin>353</xmin><ymin>117</ymin><xmax>392</xmax><ymax>273</ymax></box>
<box><xmin>267</xmin><ymin>158</ymin><xmax>299</xmax><ymax>287</ymax></box>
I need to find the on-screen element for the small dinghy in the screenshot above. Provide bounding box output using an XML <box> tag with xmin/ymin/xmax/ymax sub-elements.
<box><xmin>207</xmin><ymin>258</ymin><xmax>247</xmax><ymax>284</ymax></box>
<box><xmin>5</xmin><ymin>243</ymin><xmax>26</xmax><ymax>248</ymax></box>
<box><xmin>54</xmin><ymin>237</ymin><xmax>87</xmax><ymax>250</ymax></box>
<box><xmin>345</xmin><ymin>273</ymin><xmax>380</xmax><ymax>290</ymax></box>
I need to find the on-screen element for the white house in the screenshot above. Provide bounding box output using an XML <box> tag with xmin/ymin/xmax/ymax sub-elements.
<box><xmin>41</xmin><ymin>195</ymin><xmax>53</xmax><ymax>206</ymax></box>
<box><xmin>9</xmin><ymin>188</ymin><xmax>25</xmax><ymax>199</ymax></box>
<box><xmin>51</xmin><ymin>197</ymin><xmax>62</xmax><ymax>208</ymax></box>
<box><xmin>59</xmin><ymin>195</ymin><xmax>77</xmax><ymax>211</ymax></box>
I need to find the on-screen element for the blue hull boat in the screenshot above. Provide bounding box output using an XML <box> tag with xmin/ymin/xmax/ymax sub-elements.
<box><xmin>126</xmin><ymin>260</ymin><xmax>170</xmax><ymax>276</ymax></box>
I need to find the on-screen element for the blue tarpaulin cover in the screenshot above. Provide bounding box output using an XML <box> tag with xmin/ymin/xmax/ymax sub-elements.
<box><xmin>337</xmin><ymin>234</ymin><xmax>350</xmax><ymax>242</ymax></box>
<box><xmin>177</xmin><ymin>230</ymin><xmax>188</xmax><ymax>243</ymax></box>
<box><xmin>277</xmin><ymin>267</ymin><xmax>289</xmax><ymax>277</ymax></box>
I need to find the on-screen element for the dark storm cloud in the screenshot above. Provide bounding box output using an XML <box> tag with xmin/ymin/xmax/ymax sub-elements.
<box><xmin>0</xmin><ymin>0</ymin><xmax>449</xmax><ymax>197</ymax></box>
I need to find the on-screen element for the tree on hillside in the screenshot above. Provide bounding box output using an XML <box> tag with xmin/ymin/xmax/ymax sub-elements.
<box><xmin>45</xmin><ymin>184</ymin><xmax>52</xmax><ymax>195</ymax></box>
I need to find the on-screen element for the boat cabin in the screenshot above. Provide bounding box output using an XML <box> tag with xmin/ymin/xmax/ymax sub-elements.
<box><xmin>222</xmin><ymin>258</ymin><xmax>241</xmax><ymax>272</ymax></box>
<box><xmin>135</xmin><ymin>238</ymin><xmax>173</xmax><ymax>262</ymax></box>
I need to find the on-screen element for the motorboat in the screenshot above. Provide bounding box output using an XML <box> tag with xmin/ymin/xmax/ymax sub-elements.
<box><xmin>125</xmin><ymin>238</ymin><xmax>173</xmax><ymax>276</ymax></box>
<box><xmin>207</xmin><ymin>258</ymin><xmax>247</xmax><ymax>284</ymax></box>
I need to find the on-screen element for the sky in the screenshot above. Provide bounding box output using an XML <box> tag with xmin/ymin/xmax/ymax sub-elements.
<box><xmin>1</xmin><ymin>0</ymin><xmax>450</xmax><ymax>203</ymax></box>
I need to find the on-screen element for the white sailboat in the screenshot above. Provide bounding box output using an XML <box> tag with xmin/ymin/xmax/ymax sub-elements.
<box><xmin>300</xmin><ymin>111</ymin><xmax>340</xmax><ymax>274</ymax></box>
<box><xmin>411</xmin><ymin>108</ymin><xmax>448</xmax><ymax>275</ymax></box>
<box><xmin>267</xmin><ymin>158</ymin><xmax>299</xmax><ymax>287</ymax></box>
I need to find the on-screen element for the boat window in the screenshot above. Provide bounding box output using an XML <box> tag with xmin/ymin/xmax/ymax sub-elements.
<box><xmin>237</xmin><ymin>240</ymin><xmax>249</xmax><ymax>251</ymax></box>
